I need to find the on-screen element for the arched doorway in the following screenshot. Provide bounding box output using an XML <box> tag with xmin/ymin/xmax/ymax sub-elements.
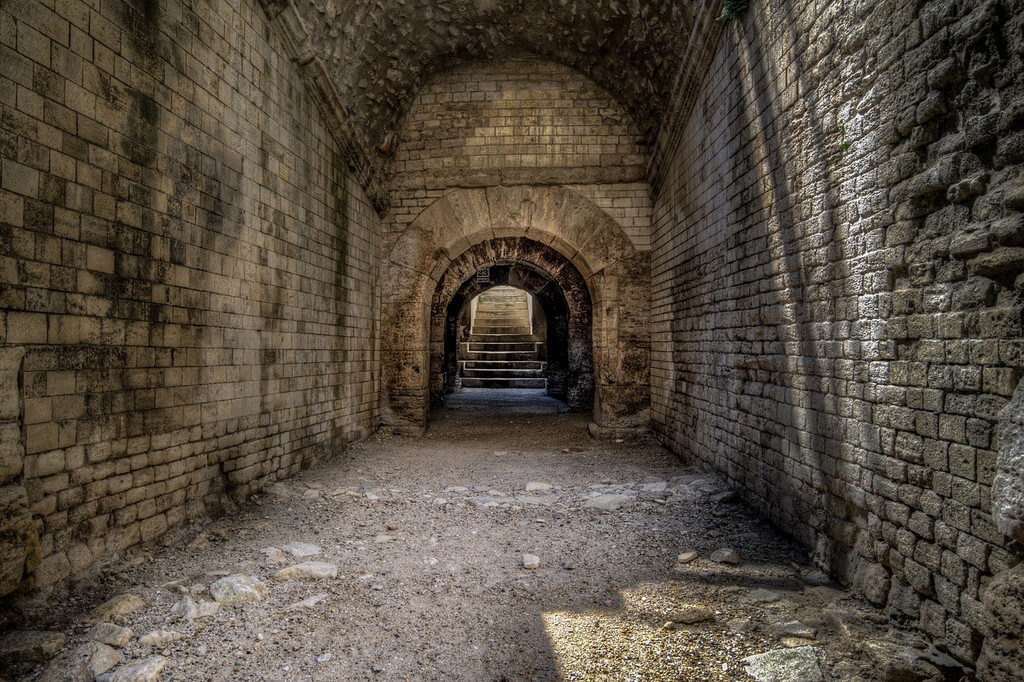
<box><xmin>380</xmin><ymin>186</ymin><xmax>650</xmax><ymax>435</ymax></box>
<box><xmin>429</xmin><ymin>240</ymin><xmax>595</xmax><ymax>411</ymax></box>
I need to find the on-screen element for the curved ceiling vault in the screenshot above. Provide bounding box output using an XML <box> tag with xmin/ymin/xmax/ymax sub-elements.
<box><xmin>292</xmin><ymin>0</ymin><xmax>700</xmax><ymax>152</ymax></box>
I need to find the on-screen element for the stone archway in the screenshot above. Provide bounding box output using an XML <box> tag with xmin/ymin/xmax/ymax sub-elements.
<box><xmin>431</xmin><ymin>239</ymin><xmax>594</xmax><ymax>411</ymax></box>
<box><xmin>381</xmin><ymin>186</ymin><xmax>650</xmax><ymax>434</ymax></box>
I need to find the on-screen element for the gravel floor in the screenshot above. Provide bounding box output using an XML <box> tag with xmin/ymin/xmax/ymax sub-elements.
<box><xmin>3</xmin><ymin>390</ymin><xmax>965</xmax><ymax>681</ymax></box>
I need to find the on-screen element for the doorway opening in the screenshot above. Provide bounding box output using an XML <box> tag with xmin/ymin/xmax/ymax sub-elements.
<box><xmin>459</xmin><ymin>286</ymin><xmax>547</xmax><ymax>390</ymax></box>
<box><xmin>429</xmin><ymin>242</ymin><xmax>595</xmax><ymax>414</ymax></box>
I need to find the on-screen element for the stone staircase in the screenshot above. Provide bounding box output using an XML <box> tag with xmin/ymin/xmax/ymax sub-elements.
<box><xmin>460</xmin><ymin>287</ymin><xmax>546</xmax><ymax>389</ymax></box>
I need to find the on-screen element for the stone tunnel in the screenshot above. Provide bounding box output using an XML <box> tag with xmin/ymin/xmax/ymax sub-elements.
<box><xmin>0</xmin><ymin>0</ymin><xmax>1023</xmax><ymax>678</ymax></box>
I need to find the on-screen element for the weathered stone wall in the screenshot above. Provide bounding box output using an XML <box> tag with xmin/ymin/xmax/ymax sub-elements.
<box><xmin>0</xmin><ymin>0</ymin><xmax>380</xmax><ymax>597</ymax></box>
<box><xmin>390</xmin><ymin>59</ymin><xmax>647</xmax><ymax>188</ymax></box>
<box><xmin>387</xmin><ymin>59</ymin><xmax>653</xmax><ymax>251</ymax></box>
<box><xmin>651</xmin><ymin>0</ymin><xmax>1023</xmax><ymax>666</ymax></box>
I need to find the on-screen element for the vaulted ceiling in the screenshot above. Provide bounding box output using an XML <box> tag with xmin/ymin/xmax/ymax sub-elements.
<box><xmin>292</xmin><ymin>0</ymin><xmax>703</xmax><ymax>154</ymax></box>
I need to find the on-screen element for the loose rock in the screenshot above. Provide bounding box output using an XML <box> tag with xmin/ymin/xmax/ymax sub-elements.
<box><xmin>669</xmin><ymin>606</ymin><xmax>715</xmax><ymax>624</ymax></box>
<box><xmin>209</xmin><ymin>575</ymin><xmax>268</xmax><ymax>604</ymax></box>
<box><xmin>742</xmin><ymin>646</ymin><xmax>823</xmax><ymax>682</ymax></box>
<box><xmin>583</xmin><ymin>494</ymin><xmax>633</xmax><ymax>510</ymax></box>
<box><xmin>745</xmin><ymin>588</ymin><xmax>782</xmax><ymax>603</ymax></box>
<box><xmin>87</xmin><ymin>594</ymin><xmax>146</xmax><ymax>623</ymax></box>
<box><xmin>42</xmin><ymin>642</ymin><xmax>122</xmax><ymax>682</ymax></box>
<box><xmin>522</xmin><ymin>554</ymin><xmax>540</xmax><ymax>569</ymax></box>
<box><xmin>275</xmin><ymin>562</ymin><xmax>340</xmax><ymax>580</ymax></box>
<box><xmin>87</xmin><ymin>623</ymin><xmax>134</xmax><ymax>648</ymax></box>
<box><xmin>710</xmin><ymin>548</ymin><xmax>741</xmax><ymax>564</ymax></box>
<box><xmin>137</xmin><ymin>629</ymin><xmax>181</xmax><ymax>647</ymax></box>
<box><xmin>102</xmin><ymin>655</ymin><xmax>169</xmax><ymax>682</ymax></box>
<box><xmin>676</xmin><ymin>549</ymin><xmax>699</xmax><ymax>564</ymax></box>
<box><xmin>281</xmin><ymin>542</ymin><xmax>322</xmax><ymax>557</ymax></box>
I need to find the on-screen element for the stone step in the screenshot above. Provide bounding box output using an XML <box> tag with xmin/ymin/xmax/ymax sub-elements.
<box><xmin>461</xmin><ymin>367</ymin><xmax>546</xmax><ymax>378</ymax></box>
<box><xmin>461</xmin><ymin>377</ymin><xmax>547</xmax><ymax>389</ymax></box>
<box><xmin>461</xmin><ymin>360</ymin><xmax>546</xmax><ymax>370</ymax></box>
<box><xmin>462</xmin><ymin>341</ymin><xmax>540</xmax><ymax>352</ymax></box>
<box><xmin>468</xmin><ymin>331</ymin><xmax>535</xmax><ymax>340</ymax></box>
<box><xmin>461</xmin><ymin>350</ymin><xmax>540</xmax><ymax>362</ymax></box>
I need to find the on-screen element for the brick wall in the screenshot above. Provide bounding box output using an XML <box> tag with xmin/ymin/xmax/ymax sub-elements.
<box><xmin>0</xmin><ymin>0</ymin><xmax>380</xmax><ymax>595</ymax></box>
<box><xmin>387</xmin><ymin>58</ymin><xmax>652</xmax><ymax>251</ymax></box>
<box><xmin>651</xmin><ymin>0</ymin><xmax>1023</xmax><ymax>663</ymax></box>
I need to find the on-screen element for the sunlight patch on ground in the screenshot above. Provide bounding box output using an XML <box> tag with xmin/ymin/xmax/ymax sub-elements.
<box><xmin>542</xmin><ymin>580</ymin><xmax>772</xmax><ymax>681</ymax></box>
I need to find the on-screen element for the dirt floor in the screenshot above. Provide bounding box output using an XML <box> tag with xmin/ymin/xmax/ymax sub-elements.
<box><xmin>2</xmin><ymin>390</ymin><xmax>970</xmax><ymax>681</ymax></box>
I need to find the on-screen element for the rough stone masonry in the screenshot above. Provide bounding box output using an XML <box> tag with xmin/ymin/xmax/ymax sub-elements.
<box><xmin>0</xmin><ymin>0</ymin><xmax>1022</xmax><ymax>678</ymax></box>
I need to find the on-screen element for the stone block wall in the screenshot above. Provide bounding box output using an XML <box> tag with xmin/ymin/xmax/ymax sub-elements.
<box><xmin>0</xmin><ymin>0</ymin><xmax>380</xmax><ymax>597</ymax></box>
<box><xmin>386</xmin><ymin>59</ymin><xmax>653</xmax><ymax>250</ymax></box>
<box><xmin>651</xmin><ymin>0</ymin><xmax>1023</xmax><ymax>664</ymax></box>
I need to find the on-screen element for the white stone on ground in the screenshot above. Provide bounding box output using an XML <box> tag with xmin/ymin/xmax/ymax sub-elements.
<box><xmin>676</xmin><ymin>549</ymin><xmax>699</xmax><ymax>563</ymax></box>
<box><xmin>280</xmin><ymin>541</ymin><xmax>321</xmax><ymax>557</ymax></box>
<box><xmin>209</xmin><ymin>575</ymin><xmax>268</xmax><ymax>604</ymax></box>
<box><xmin>522</xmin><ymin>554</ymin><xmax>540</xmax><ymax>569</ymax></box>
<box><xmin>583</xmin><ymin>494</ymin><xmax>633</xmax><ymax>510</ymax></box>
<box><xmin>742</xmin><ymin>646</ymin><xmax>823</xmax><ymax>682</ymax></box>
<box><xmin>275</xmin><ymin>562</ymin><xmax>339</xmax><ymax>580</ymax></box>
<box><xmin>525</xmin><ymin>482</ymin><xmax>553</xmax><ymax>491</ymax></box>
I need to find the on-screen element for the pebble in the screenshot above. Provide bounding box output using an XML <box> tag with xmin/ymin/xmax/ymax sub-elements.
<box><xmin>275</xmin><ymin>562</ymin><xmax>340</xmax><ymax>580</ymax></box>
<box><xmin>676</xmin><ymin>549</ymin><xmax>699</xmax><ymax>564</ymax></box>
<box><xmin>210</xmin><ymin>575</ymin><xmax>268</xmax><ymax>604</ymax></box>
<box><xmin>87</xmin><ymin>623</ymin><xmax>134</xmax><ymax>648</ymax></box>
<box><xmin>525</xmin><ymin>481</ymin><xmax>553</xmax><ymax>491</ymax></box>
<box><xmin>522</xmin><ymin>554</ymin><xmax>540</xmax><ymax>570</ymax></box>
<box><xmin>710</xmin><ymin>548</ymin><xmax>741</xmax><ymax>564</ymax></box>
<box><xmin>0</xmin><ymin>630</ymin><xmax>67</xmax><ymax>663</ymax></box>
<box><xmin>316</xmin><ymin>653</ymin><xmax>333</xmax><ymax>663</ymax></box>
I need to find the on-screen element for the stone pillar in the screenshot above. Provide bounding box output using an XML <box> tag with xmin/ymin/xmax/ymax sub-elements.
<box><xmin>978</xmin><ymin>378</ymin><xmax>1024</xmax><ymax>680</ymax></box>
<box><xmin>0</xmin><ymin>347</ymin><xmax>40</xmax><ymax>597</ymax></box>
